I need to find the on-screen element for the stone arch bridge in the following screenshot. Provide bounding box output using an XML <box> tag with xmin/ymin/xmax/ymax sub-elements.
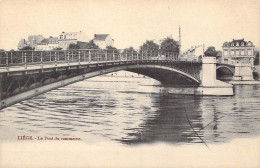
<box><xmin>0</xmin><ymin>49</ymin><xmax>233</xmax><ymax>109</ymax></box>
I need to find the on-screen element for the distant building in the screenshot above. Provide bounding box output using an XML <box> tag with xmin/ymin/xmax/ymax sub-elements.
<box><xmin>36</xmin><ymin>37</ymin><xmax>59</xmax><ymax>51</ymax></box>
<box><xmin>17</xmin><ymin>35</ymin><xmax>44</xmax><ymax>50</ymax></box>
<box><xmin>58</xmin><ymin>31</ymin><xmax>90</xmax><ymax>49</ymax></box>
<box><xmin>222</xmin><ymin>39</ymin><xmax>255</xmax><ymax>66</ymax></box>
<box><xmin>181</xmin><ymin>45</ymin><xmax>203</xmax><ymax>61</ymax></box>
<box><xmin>93</xmin><ymin>34</ymin><xmax>114</xmax><ymax>49</ymax></box>
<box><xmin>27</xmin><ymin>35</ymin><xmax>45</xmax><ymax>49</ymax></box>
<box><xmin>17</xmin><ymin>38</ymin><xmax>27</xmax><ymax>50</ymax></box>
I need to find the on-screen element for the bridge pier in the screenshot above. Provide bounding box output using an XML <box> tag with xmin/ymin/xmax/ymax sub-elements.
<box><xmin>233</xmin><ymin>62</ymin><xmax>254</xmax><ymax>81</ymax></box>
<box><xmin>196</xmin><ymin>57</ymin><xmax>234</xmax><ymax>96</ymax></box>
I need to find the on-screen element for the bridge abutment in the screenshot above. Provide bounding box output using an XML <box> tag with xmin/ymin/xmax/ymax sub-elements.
<box><xmin>233</xmin><ymin>63</ymin><xmax>254</xmax><ymax>81</ymax></box>
<box><xmin>197</xmin><ymin>57</ymin><xmax>233</xmax><ymax>96</ymax></box>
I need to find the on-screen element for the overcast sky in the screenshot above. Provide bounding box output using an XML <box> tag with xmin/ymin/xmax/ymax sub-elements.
<box><xmin>0</xmin><ymin>0</ymin><xmax>259</xmax><ymax>51</ymax></box>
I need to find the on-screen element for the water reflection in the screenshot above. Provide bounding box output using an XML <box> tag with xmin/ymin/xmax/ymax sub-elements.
<box><xmin>120</xmin><ymin>94</ymin><xmax>204</xmax><ymax>144</ymax></box>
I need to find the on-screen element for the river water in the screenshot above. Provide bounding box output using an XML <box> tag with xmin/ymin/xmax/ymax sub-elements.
<box><xmin>0</xmin><ymin>71</ymin><xmax>260</xmax><ymax>145</ymax></box>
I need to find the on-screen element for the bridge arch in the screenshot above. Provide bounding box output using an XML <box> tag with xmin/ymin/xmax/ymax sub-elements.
<box><xmin>0</xmin><ymin>64</ymin><xmax>200</xmax><ymax>109</ymax></box>
<box><xmin>216</xmin><ymin>65</ymin><xmax>234</xmax><ymax>80</ymax></box>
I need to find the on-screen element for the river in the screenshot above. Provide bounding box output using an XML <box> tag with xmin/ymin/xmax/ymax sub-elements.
<box><xmin>0</xmin><ymin>71</ymin><xmax>260</xmax><ymax>145</ymax></box>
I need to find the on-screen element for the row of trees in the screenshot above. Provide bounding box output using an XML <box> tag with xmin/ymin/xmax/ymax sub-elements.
<box><xmin>66</xmin><ymin>37</ymin><xmax>180</xmax><ymax>53</ymax></box>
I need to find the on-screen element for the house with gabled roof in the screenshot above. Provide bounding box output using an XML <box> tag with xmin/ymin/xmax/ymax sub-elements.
<box><xmin>17</xmin><ymin>35</ymin><xmax>44</xmax><ymax>50</ymax></box>
<box><xmin>93</xmin><ymin>34</ymin><xmax>114</xmax><ymax>49</ymax></box>
<box><xmin>36</xmin><ymin>37</ymin><xmax>59</xmax><ymax>51</ymax></box>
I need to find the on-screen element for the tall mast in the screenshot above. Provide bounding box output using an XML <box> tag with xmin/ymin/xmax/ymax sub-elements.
<box><xmin>179</xmin><ymin>25</ymin><xmax>181</xmax><ymax>56</ymax></box>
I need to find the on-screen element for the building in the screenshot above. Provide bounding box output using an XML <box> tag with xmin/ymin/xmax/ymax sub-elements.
<box><xmin>17</xmin><ymin>38</ymin><xmax>27</xmax><ymax>50</ymax></box>
<box><xmin>36</xmin><ymin>37</ymin><xmax>59</xmax><ymax>51</ymax></box>
<box><xmin>17</xmin><ymin>35</ymin><xmax>44</xmax><ymax>50</ymax></box>
<box><xmin>27</xmin><ymin>35</ymin><xmax>45</xmax><ymax>49</ymax></box>
<box><xmin>181</xmin><ymin>45</ymin><xmax>203</xmax><ymax>61</ymax></box>
<box><xmin>222</xmin><ymin>39</ymin><xmax>255</xmax><ymax>66</ymax></box>
<box><xmin>93</xmin><ymin>34</ymin><xmax>114</xmax><ymax>49</ymax></box>
<box><xmin>222</xmin><ymin>39</ymin><xmax>255</xmax><ymax>80</ymax></box>
<box><xmin>58</xmin><ymin>31</ymin><xmax>90</xmax><ymax>49</ymax></box>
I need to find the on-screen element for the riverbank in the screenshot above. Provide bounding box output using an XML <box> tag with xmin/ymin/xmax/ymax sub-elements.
<box><xmin>228</xmin><ymin>80</ymin><xmax>260</xmax><ymax>85</ymax></box>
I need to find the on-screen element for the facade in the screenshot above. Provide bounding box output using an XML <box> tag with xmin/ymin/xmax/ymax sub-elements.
<box><xmin>93</xmin><ymin>34</ymin><xmax>114</xmax><ymax>49</ymax></box>
<box><xmin>58</xmin><ymin>31</ymin><xmax>90</xmax><ymax>49</ymax></box>
<box><xmin>222</xmin><ymin>39</ymin><xmax>255</xmax><ymax>80</ymax></box>
<box><xmin>36</xmin><ymin>37</ymin><xmax>59</xmax><ymax>51</ymax></box>
<box><xmin>222</xmin><ymin>39</ymin><xmax>255</xmax><ymax>66</ymax></box>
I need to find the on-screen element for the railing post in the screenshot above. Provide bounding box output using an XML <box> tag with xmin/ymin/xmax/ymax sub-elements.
<box><xmin>55</xmin><ymin>52</ymin><xmax>57</xmax><ymax>66</ymax></box>
<box><xmin>32</xmin><ymin>51</ymin><xmax>34</xmax><ymax>63</ymax></box>
<box><xmin>22</xmin><ymin>52</ymin><xmax>24</xmax><ymax>63</ymax></box>
<box><xmin>98</xmin><ymin>50</ymin><xmax>100</xmax><ymax>63</ymax></box>
<box><xmin>41</xmin><ymin>52</ymin><xmax>43</xmax><ymax>69</ymax></box>
<box><xmin>112</xmin><ymin>50</ymin><xmax>115</xmax><ymax>61</ymax></box>
<box><xmin>88</xmin><ymin>50</ymin><xmax>91</xmax><ymax>63</ymax></box>
<box><xmin>78</xmin><ymin>51</ymin><xmax>81</xmax><ymax>65</ymax></box>
<box><xmin>105</xmin><ymin>50</ymin><xmax>107</xmax><ymax>61</ymax></box>
<box><xmin>10</xmin><ymin>52</ymin><xmax>13</xmax><ymax>64</ymax></box>
<box><xmin>83</xmin><ymin>50</ymin><xmax>86</xmax><ymax>62</ymax></box>
<box><xmin>67</xmin><ymin>51</ymin><xmax>70</xmax><ymax>65</ymax></box>
<box><xmin>24</xmin><ymin>52</ymin><xmax>27</xmax><ymax>69</ymax></box>
<box><xmin>57</xmin><ymin>51</ymin><xmax>60</xmax><ymax>62</ymax></box>
<box><xmin>5</xmin><ymin>52</ymin><xmax>9</xmax><ymax>71</ymax></box>
<box><xmin>71</xmin><ymin>50</ymin><xmax>74</xmax><ymax>62</ymax></box>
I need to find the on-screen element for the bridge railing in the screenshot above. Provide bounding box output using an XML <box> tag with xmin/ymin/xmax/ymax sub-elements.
<box><xmin>0</xmin><ymin>49</ymin><xmax>199</xmax><ymax>68</ymax></box>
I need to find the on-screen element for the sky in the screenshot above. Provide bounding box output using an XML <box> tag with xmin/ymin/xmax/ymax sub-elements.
<box><xmin>0</xmin><ymin>0</ymin><xmax>259</xmax><ymax>51</ymax></box>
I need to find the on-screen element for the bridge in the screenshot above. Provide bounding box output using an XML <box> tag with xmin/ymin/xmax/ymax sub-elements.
<box><xmin>0</xmin><ymin>49</ymin><xmax>233</xmax><ymax>109</ymax></box>
<box><xmin>216</xmin><ymin>63</ymin><xmax>235</xmax><ymax>81</ymax></box>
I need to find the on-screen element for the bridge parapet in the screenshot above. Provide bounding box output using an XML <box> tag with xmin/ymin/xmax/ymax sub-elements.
<box><xmin>0</xmin><ymin>49</ymin><xmax>202</xmax><ymax>71</ymax></box>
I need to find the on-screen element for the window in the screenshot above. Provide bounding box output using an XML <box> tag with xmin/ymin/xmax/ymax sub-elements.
<box><xmin>231</xmin><ymin>50</ymin><xmax>234</xmax><ymax>56</ymax></box>
<box><xmin>241</xmin><ymin>50</ymin><xmax>245</xmax><ymax>55</ymax></box>
<box><xmin>241</xmin><ymin>42</ymin><xmax>244</xmax><ymax>46</ymax></box>
<box><xmin>236</xmin><ymin>42</ymin><xmax>239</xmax><ymax>46</ymax></box>
<box><xmin>224</xmin><ymin>50</ymin><xmax>228</xmax><ymax>56</ymax></box>
<box><xmin>60</xmin><ymin>35</ymin><xmax>63</xmax><ymax>39</ymax></box>
<box><xmin>236</xmin><ymin>49</ymin><xmax>240</xmax><ymax>55</ymax></box>
<box><xmin>231</xmin><ymin>43</ymin><xmax>234</xmax><ymax>46</ymax></box>
<box><xmin>248</xmin><ymin>42</ymin><xmax>251</xmax><ymax>46</ymax></box>
<box><xmin>224</xmin><ymin>59</ymin><xmax>228</xmax><ymax>64</ymax></box>
<box><xmin>248</xmin><ymin>49</ymin><xmax>252</xmax><ymax>55</ymax></box>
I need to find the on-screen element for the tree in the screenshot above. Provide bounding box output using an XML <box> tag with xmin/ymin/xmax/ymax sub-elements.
<box><xmin>106</xmin><ymin>45</ymin><xmax>117</xmax><ymax>50</ymax></box>
<box><xmin>80</xmin><ymin>40</ymin><xmax>99</xmax><ymax>49</ymax></box>
<box><xmin>254</xmin><ymin>49</ymin><xmax>259</xmax><ymax>65</ymax></box>
<box><xmin>139</xmin><ymin>40</ymin><xmax>159</xmax><ymax>51</ymax></box>
<box><xmin>204</xmin><ymin>46</ymin><xmax>218</xmax><ymax>57</ymax></box>
<box><xmin>123</xmin><ymin>46</ymin><xmax>134</xmax><ymax>52</ymax></box>
<box><xmin>160</xmin><ymin>37</ymin><xmax>179</xmax><ymax>53</ymax></box>
<box><xmin>68</xmin><ymin>43</ymin><xmax>80</xmax><ymax>50</ymax></box>
<box><xmin>0</xmin><ymin>49</ymin><xmax>4</xmax><ymax>51</ymax></box>
<box><xmin>53</xmin><ymin>47</ymin><xmax>63</xmax><ymax>50</ymax></box>
<box><xmin>19</xmin><ymin>46</ymin><xmax>34</xmax><ymax>50</ymax></box>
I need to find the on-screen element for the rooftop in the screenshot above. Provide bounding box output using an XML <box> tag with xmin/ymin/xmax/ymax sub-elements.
<box><xmin>93</xmin><ymin>34</ymin><xmax>109</xmax><ymax>41</ymax></box>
